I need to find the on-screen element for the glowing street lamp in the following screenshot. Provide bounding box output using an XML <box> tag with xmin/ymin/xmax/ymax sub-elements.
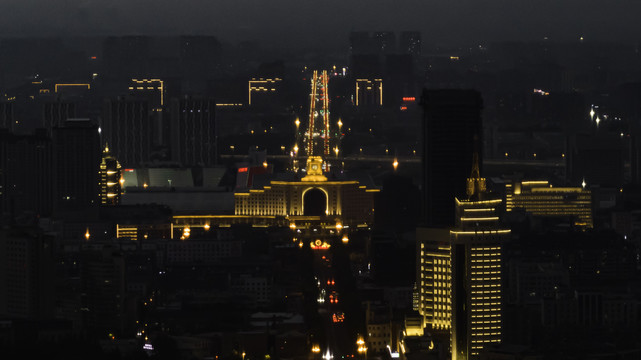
<box><xmin>590</xmin><ymin>106</ymin><xmax>595</xmax><ymax>120</ymax></box>
<box><xmin>334</xmin><ymin>147</ymin><xmax>339</xmax><ymax>157</ymax></box>
<box><xmin>337</xmin><ymin>119</ymin><xmax>343</xmax><ymax>131</ymax></box>
<box><xmin>85</xmin><ymin>228</ymin><xmax>90</xmax><ymax>241</ymax></box>
<box><xmin>204</xmin><ymin>223</ymin><xmax>210</xmax><ymax>231</ymax></box>
<box><xmin>295</xmin><ymin>118</ymin><xmax>300</xmax><ymax>128</ymax></box>
<box><xmin>393</xmin><ymin>158</ymin><xmax>399</xmax><ymax>171</ymax></box>
<box><xmin>342</xmin><ymin>234</ymin><xmax>349</xmax><ymax>244</ymax></box>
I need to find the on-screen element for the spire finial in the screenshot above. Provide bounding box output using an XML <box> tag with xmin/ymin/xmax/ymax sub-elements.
<box><xmin>466</xmin><ymin>135</ymin><xmax>486</xmax><ymax>199</ymax></box>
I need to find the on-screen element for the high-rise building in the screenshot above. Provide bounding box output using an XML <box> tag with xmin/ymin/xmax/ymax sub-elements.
<box><xmin>52</xmin><ymin>119</ymin><xmax>101</xmax><ymax>215</ymax></box>
<box><xmin>422</xmin><ymin>89</ymin><xmax>483</xmax><ymax>227</ymax></box>
<box><xmin>99</xmin><ymin>145</ymin><xmax>122</xmax><ymax>206</ymax></box>
<box><xmin>102</xmin><ymin>97</ymin><xmax>153</xmax><ymax>167</ymax></box>
<box><xmin>0</xmin><ymin>129</ymin><xmax>52</xmax><ymax>219</ymax></box>
<box><xmin>355</xmin><ymin>79</ymin><xmax>383</xmax><ymax>107</ymax></box>
<box><xmin>450</xmin><ymin>160</ymin><xmax>508</xmax><ymax>360</ymax></box>
<box><xmin>417</xmin><ymin>154</ymin><xmax>508</xmax><ymax>360</ymax></box>
<box><xmin>505</xmin><ymin>180</ymin><xmax>593</xmax><ymax>228</ymax></box>
<box><xmin>169</xmin><ymin>96</ymin><xmax>217</xmax><ymax>166</ymax></box>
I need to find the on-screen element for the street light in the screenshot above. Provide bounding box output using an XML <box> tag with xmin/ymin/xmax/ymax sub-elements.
<box><xmin>393</xmin><ymin>158</ymin><xmax>399</xmax><ymax>171</ymax></box>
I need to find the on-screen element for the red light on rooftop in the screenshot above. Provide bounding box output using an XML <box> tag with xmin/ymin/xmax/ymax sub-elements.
<box><xmin>124</xmin><ymin>168</ymin><xmax>134</xmax><ymax>172</ymax></box>
<box><xmin>402</xmin><ymin>97</ymin><xmax>416</xmax><ymax>102</ymax></box>
<box><xmin>238</xmin><ymin>167</ymin><xmax>248</xmax><ymax>173</ymax></box>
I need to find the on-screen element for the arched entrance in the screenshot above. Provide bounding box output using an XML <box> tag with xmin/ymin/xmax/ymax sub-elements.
<box><xmin>303</xmin><ymin>188</ymin><xmax>327</xmax><ymax>216</ymax></box>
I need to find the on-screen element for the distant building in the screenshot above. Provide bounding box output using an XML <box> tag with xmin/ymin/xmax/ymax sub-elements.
<box><xmin>355</xmin><ymin>78</ymin><xmax>383</xmax><ymax>107</ymax></box>
<box><xmin>169</xmin><ymin>96</ymin><xmax>217</xmax><ymax>166</ymax></box>
<box><xmin>81</xmin><ymin>246</ymin><xmax>126</xmax><ymax>335</ymax></box>
<box><xmin>505</xmin><ymin>180</ymin><xmax>593</xmax><ymax>228</ymax></box>
<box><xmin>422</xmin><ymin>89</ymin><xmax>483</xmax><ymax>227</ymax></box>
<box><xmin>52</xmin><ymin>119</ymin><xmax>101</xmax><ymax>215</ymax></box>
<box><xmin>0</xmin><ymin>228</ymin><xmax>55</xmax><ymax>319</ymax></box>
<box><xmin>451</xmin><ymin>159</ymin><xmax>508</xmax><ymax>360</ymax></box>
<box><xmin>417</xmin><ymin>155</ymin><xmax>509</xmax><ymax>359</ymax></box>
<box><xmin>42</xmin><ymin>100</ymin><xmax>76</xmax><ymax>130</ymax></box>
<box><xmin>0</xmin><ymin>130</ymin><xmax>52</xmax><ymax>219</ymax></box>
<box><xmin>0</xmin><ymin>101</ymin><xmax>14</xmax><ymax>130</ymax></box>
<box><xmin>399</xmin><ymin>31</ymin><xmax>421</xmax><ymax>58</ymax></box>
<box><xmin>99</xmin><ymin>145</ymin><xmax>122</xmax><ymax>206</ymax></box>
<box><xmin>102</xmin><ymin>97</ymin><xmax>154</xmax><ymax>167</ymax></box>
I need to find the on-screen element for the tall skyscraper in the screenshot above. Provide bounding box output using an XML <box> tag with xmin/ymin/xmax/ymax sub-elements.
<box><xmin>399</xmin><ymin>31</ymin><xmax>422</xmax><ymax>58</ymax></box>
<box><xmin>450</xmin><ymin>157</ymin><xmax>508</xmax><ymax>360</ymax></box>
<box><xmin>52</xmin><ymin>119</ymin><xmax>101</xmax><ymax>215</ymax></box>
<box><xmin>416</xmin><ymin>156</ymin><xmax>508</xmax><ymax>360</ymax></box>
<box><xmin>99</xmin><ymin>145</ymin><xmax>122</xmax><ymax>206</ymax></box>
<box><xmin>422</xmin><ymin>89</ymin><xmax>483</xmax><ymax>227</ymax></box>
<box><xmin>169</xmin><ymin>96</ymin><xmax>217</xmax><ymax>166</ymax></box>
<box><xmin>102</xmin><ymin>97</ymin><xmax>153</xmax><ymax>167</ymax></box>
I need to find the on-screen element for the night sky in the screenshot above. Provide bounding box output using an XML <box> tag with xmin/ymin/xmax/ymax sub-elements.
<box><xmin>1</xmin><ymin>0</ymin><xmax>640</xmax><ymax>47</ymax></box>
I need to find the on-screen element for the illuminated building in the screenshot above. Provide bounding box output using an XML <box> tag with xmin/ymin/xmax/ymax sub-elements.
<box><xmin>99</xmin><ymin>144</ymin><xmax>122</xmax><ymax>206</ymax></box>
<box><xmin>129</xmin><ymin>79</ymin><xmax>164</xmax><ymax>109</ymax></box>
<box><xmin>450</xmin><ymin>158</ymin><xmax>507</xmax><ymax>360</ymax></box>
<box><xmin>505</xmin><ymin>180</ymin><xmax>593</xmax><ymax>228</ymax></box>
<box><xmin>234</xmin><ymin>156</ymin><xmax>377</xmax><ymax>226</ymax></box>
<box><xmin>248</xmin><ymin>78</ymin><xmax>281</xmax><ymax>105</ymax></box>
<box><xmin>417</xmin><ymin>154</ymin><xmax>507</xmax><ymax>360</ymax></box>
<box><xmin>102</xmin><ymin>97</ymin><xmax>153</xmax><ymax>167</ymax></box>
<box><xmin>422</xmin><ymin>89</ymin><xmax>482</xmax><ymax>227</ymax></box>
<box><xmin>356</xmin><ymin>79</ymin><xmax>383</xmax><ymax>107</ymax></box>
<box><xmin>169</xmin><ymin>96</ymin><xmax>217</xmax><ymax>166</ymax></box>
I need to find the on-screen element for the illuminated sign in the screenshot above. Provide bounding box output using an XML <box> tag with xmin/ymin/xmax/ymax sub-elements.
<box><xmin>238</xmin><ymin>167</ymin><xmax>248</xmax><ymax>173</ymax></box>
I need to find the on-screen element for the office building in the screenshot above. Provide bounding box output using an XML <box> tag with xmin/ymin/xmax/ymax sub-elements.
<box><xmin>450</xmin><ymin>160</ymin><xmax>508</xmax><ymax>360</ymax></box>
<box><xmin>417</xmin><ymin>156</ymin><xmax>508</xmax><ymax>360</ymax></box>
<box><xmin>422</xmin><ymin>89</ymin><xmax>483</xmax><ymax>227</ymax></box>
<box><xmin>52</xmin><ymin>119</ymin><xmax>101</xmax><ymax>214</ymax></box>
<box><xmin>0</xmin><ymin>101</ymin><xmax>14</xmax><ymax>130</ymax></box>
<box><xmin>99</xmin><ymin>145</ymin><xmax>122</xmax><ymax>206</ymax></box>
<box><xmin>169</xmin><ymin>96</ymin><xmax>217</xmax><ymax>166</ymax></box>
<box><xmin>355</xmin><ymin>78</ymin><xmax>383</xmax><ymax>107</ymax></box>
<box><xmin>505</xmin><ymin>180</ymin><xmax>593</xmax><ymax>228</ymax></box>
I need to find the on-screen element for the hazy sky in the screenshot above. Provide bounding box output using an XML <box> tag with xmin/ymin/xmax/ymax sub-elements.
<box><xmin>1</xmin><ymin>0</ymin><xmax>640</xmax><ymax>47</ymax></box>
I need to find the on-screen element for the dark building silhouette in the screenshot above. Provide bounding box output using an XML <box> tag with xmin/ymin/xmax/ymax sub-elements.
<box><xmin>102</xmin><ymin>97</ymin><xmax>153</xmax><ymax>167</ymax></box>
<box><xmin>170</xmin><ymin>96</ymin><xmax>217</xmax><ymax>166</ymax></box>
<box><xmin>43</xmin><ymin>100</ymin><xmax>76</xmax><ymax>130</ymax></box>
<box><xmin>0</xmin><ymin>228</ymin><xmax>55</xmax><ymax>319</ymax></box>
<box><xmin>421</xmin><ymin>89</ymin><xmax>483</xmax><ymax>227</ymax></box>
<box><xmin>0</xmin><ymin>130</ymin><xmax>52</xmax><ymax>219</ymax></box>
<box><xmin>52</xmin><ymin>119</ymin><xmax>101</xmax><ymax>215</ymax></box>
<box><xmin>399</xmin><ymin>31</ymin><xmax>421</xmax><ymax>58</ymax></box>
<box><xmin>0</xmin><ymin>102</ymin><xmax>14</xmax><ymax>130</ymax></box>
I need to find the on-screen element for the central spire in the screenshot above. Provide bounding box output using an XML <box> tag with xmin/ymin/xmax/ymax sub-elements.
<box><xmin>466</xmin><ymin>135</ymin><xmax>486</xmax><ymax>199</ymax></box>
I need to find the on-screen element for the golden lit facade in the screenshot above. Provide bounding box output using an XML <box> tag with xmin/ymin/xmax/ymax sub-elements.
<box><xmin>248</xmin><ymin>78</ymin><xmax>281</xmax><ymax>105</ymax></box>
<box><xmin>99</xmin><ymin>145</ymin><xmax>122</xmax><ymax>206</ymax></box>
<box><xmin>416</xmin><ymin>228</ymin><xmax>452</xmax><ymax>331</ymax></box>
<box><xmin>505</xmin><ymin>180</ymin><xmax>593</xmax><ymax>228</ymax></box>
<box><xmin>234</xmin><ymin>159</ymin><xmax>377</xmax><ymax>227</ymax></box>
<box><xmin>416</xmin><ymin>158</ymin><xmax>507</xmax><ymax>360</ymax></box>
<box><xmin>129</xmin><ymin>79</ymin><xmax>165</xmax><ymax>108</ymax></box>
<box><xmin>355</xmin><ymin>79</ymin><xmax>383</xmax><ymax>107</ymax></box>
<box><xmin>451</xmin><ymin>196</ymin><xmax>508</xmax><ymax>360</ymax></box>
